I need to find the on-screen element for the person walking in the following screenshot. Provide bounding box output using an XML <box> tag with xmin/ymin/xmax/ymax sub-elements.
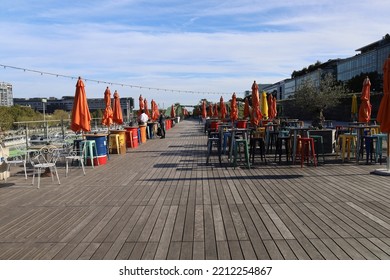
<box><xmin>158</xmin><ymin>113</ymin><xmax>166</xmax><ymax>139</ymax></box>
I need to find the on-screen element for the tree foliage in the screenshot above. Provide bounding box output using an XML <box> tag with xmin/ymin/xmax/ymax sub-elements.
<box><xmin>291</xmin><ymin>60</ymin><xmax>322</xmax><ymax>78</ymax></box>
<box><xmin>345</xmin><ymin>71</ymin><xmax>381</xmax><ymax>93</ymax></box>
<box><xmin>52</xmin><ymin>109</ymin><xmax>70</xmax><ymax>120</ymax></box>
<box><xmin>0</xmin><ymin>105</ymin><xmax>41</xmax><ymax>131</ymax></box>
<box><xmin>292</xmin><ymin>73</ymin><xmax>347</xmax><ymax>120</ymax></box>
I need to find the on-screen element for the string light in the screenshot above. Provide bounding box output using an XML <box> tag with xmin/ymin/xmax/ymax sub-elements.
<box><xmin>1</xmin><ymin>63</ymin><xmax>231</xmax><ymax>95</ymax></box>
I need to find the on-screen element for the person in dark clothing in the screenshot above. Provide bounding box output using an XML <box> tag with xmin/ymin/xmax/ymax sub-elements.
<box><xmin>158</xmin><ymin>114</ymin><xmax>166</xmax><ymax>139</ymax></box>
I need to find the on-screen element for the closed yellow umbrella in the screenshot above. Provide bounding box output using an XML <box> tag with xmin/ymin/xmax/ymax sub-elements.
<box><xmin>351</xmin><ymin>94</ymin><xmax>358</xmax><ymax>121</ymax></box>
<box><xmin>261</xmin><ymin>91</ymin><xmax>268</xmax><ymax>120</ymax></box>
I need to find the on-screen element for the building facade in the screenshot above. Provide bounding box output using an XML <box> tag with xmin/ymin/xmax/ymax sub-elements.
<box><xmin>263</xmin><ymin>34</ymin><xmax>390</xmax><ymax>100</ymax></box>
<box><xmin>0</xmin><ymin>82</ymin><xmax>13</xmax><ymax>106</ymax></box>
<box><xmin>13</xmin><ymin>96</ymin><xmax>134</xmax><ymax>116</ymax></box>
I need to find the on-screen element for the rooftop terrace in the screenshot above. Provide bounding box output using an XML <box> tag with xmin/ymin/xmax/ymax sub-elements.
<box><xmin>1</xmin><ymin>119</ymin><xmax>390</xmax><ymax>260</ymax></box>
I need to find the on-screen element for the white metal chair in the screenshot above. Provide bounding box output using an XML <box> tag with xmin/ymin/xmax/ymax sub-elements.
<box><xmin>30</xmin><ymin>145</ymin><xmax>61</xmax><ymax>188</ymax></box>
<box><xmin>65</xmin><ymin>141</ymin><xmax>86</xmax><ymax>177</ymax></box>
<box><xmin>0</xmin><ymin>144</ymin><xmax>27</xmax><ymax>182</ymax></box>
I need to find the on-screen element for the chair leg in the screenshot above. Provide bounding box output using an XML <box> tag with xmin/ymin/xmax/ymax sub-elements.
<box><xmin>5</xmin><ymin>164</ymin><xmax>10</xmax><ymax>182</ymax></box>
<box><xmin>37</xmin><ymin>167</ymin><xmax>41</xmax><ymax>189</ymax></box>
<box><xmin>65</xmin><ymin>159</ymin><xmax>69</xmax><ymax>177</ymax></box>
<box><xmin>50</xmin><ymin>168</ymin><xmax>54</xmax><ymax>182</ymax></box>
<box><xmin>54</xmin><ymin>166</ymin><xmax>61</xmax><ymax>185</ymax></box>
<box><xmin>244</xmin><ymin>143</ymin><xmax>250</xmax><ymax>168</ymax></box>
<box><xmin>311</xmin><ymin>140</ymin><xmax>317</xmax><ymax>167</ymax></box>
<box><xmin>23</xmin><ymin>162</ymin><xmax>27</xmax><ymax>180</ymax></box>
<box><xmin>206</xmin><ymin>140</ymin><xmax>211</xmax><ymax>165</ymax></box>
<box><xmin>32</xmin><ymin>169</ymin><xmax>35</xmax><ymax>186</ymax></box>
<box><xmin>80</xmin><ymin>159</ymin><xmax>86</xmax><ymax>175</ymax></box>
<box><xmin>94</xmin><ymin>143</ymin><xmax>99</xmax><ymax>166</ymax></box>
<box><xmin>217</xmin><ymin>140</ymin><xmax>222</xmax><ymax>164</ymax></box>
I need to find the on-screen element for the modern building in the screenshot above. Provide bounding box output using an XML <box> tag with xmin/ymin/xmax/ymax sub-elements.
<box><xmin>263</xmin><ymin>34</ymin><xmax>390</xmax><ymax>100</ymax></box>
<box><xmin>13</xmin><ymin>96</ymin><xmax>134</xmax><ymax>116</ymax></box>
<box><xmin>338</xmin><ymin>34</ymin><xmax>390</xmax><ymax>81</ymax></box>
<box><xmin>0</xmin><ymin>82</ymin><xmax>13</xmax><ymax>106</ymax></box>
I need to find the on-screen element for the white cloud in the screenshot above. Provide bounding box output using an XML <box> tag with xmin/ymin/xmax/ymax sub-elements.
<box><xmin>0</xmin><ymin>0</ymin><xmax>389</xmax><ymax>106</ymax></box>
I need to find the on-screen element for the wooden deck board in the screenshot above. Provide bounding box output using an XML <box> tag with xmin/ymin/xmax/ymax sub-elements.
<box><xmin>1</xmin><ymin>119</ymin><xmax>390</xmax><ymax>259</ymax></box>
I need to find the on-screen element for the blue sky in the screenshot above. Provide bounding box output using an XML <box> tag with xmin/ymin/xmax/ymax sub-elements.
<box><xmin>1</xmin><ymin>0</ymin><xmax>389</xmax><ymax>108</ymax></box>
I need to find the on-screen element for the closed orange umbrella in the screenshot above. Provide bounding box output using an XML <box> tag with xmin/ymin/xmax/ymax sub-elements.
<box><xmin>207</xmin><ymin>103</ymin><xmax>213</xmax><ymax>117</ymax></box>
<box><xmin>112</xmin><ymin>90</ymin><xmax>123</xmax><ymax>125</ymax></box>
<box><xmin>138</xmin><ymin>95</ymin><xmax>144</xmax><ymax>116</ymax></box>
<box><xmin>358</xmin><ymin>76</ymin><xmax>372</xmax><ymax>123</ymax></box>
<box><xmin>251</xmin><ymin>81</ymin><xmax>262</xmax><ymax>126</ymax></box>
<box><xmin>101</xmin><ymin>87</ymin><xmax>113</xmax><ymax>127</ymax></box>
<box><xmin>144</xmin><ymin>98</ymin><xmax>150</xmax><ymax>118</ymax></box>
<box><xmin>151</xmin><ymin>99</ymin><xmax>159</xmax><ymax>121</ymax></box>
<box><xmin>230</xmin><ymin>92</ymin><xmax>238</xmax><ymax>123</ymax></box>
<box><xmin>243</xmin><ymin>97</ymin><xmax>250</xmax><ymax>119</ymax></box>
<box><xmin>268</xmin><ymin>94</ymin><xmax>277</xmax><ymax>119</ymax></box>
<box><xmin>213</xmin><ymin>103</ymin><xmax>219</xmax><ymax>118</ymax></box>
<box><xmin>220</xmin><ymin>96</ymin><xmax>227</xmax><ymax>120</ymax></box>
<box><xmin>201</xmin><ymin>100</ymin><xmax>207</xmax><ymax>119</ymax></box>
<box><xmin>374</xmin><ymin>56</ymin><xmax>390</xmax><ymax>173</ymax></box>
<box><xmin>273</xmin><ymin>96</ymin><xmax>277</xmax><ymax>119</ymax></box>
<box><xmin>378</xmin><ymin>56</ymin><xmax>390</xmax><ymax>132</ymax></box>
<box><xmin>151</xmin><ymin>99</ymin><xmax>155</xmax><ymax>121</ymax></box>
<box><xmin>170</xmin><ymin>104</ymin><xmax>176</xmax><ymax>118</ymax></box>
<box><xmin>71</xmin><ymin>77</ymin><xmax>91</xmax><ymax>132</ymax></box>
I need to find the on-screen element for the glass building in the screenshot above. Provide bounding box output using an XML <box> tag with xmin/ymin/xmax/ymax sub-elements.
<box><xmin>263</xmin><ymin>34</ymin><xmax>390</xmax><ymax>100</ymax></box>
<box><xmin>338</xmin><ymin>34</ymin><xmax>390</xmax><ymax>81</ymax></box>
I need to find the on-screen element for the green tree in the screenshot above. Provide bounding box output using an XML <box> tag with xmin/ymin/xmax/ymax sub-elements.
<box><xmin>0</xmin><ymin>107</ymin><xmax>14</xmax><ymax>131</ymax></box>
<box><xmin>345</xmin><ymin>71</ymin><xmax>381</xmax><ymax>92</ymax></box>
<box><xmin>91</xmin><ymin>109</ymin><xmax>103</xmax><ymax>119</ymax></box>
<box><xmin>0</xmin><ymin>106</ymin><xmax>41</xmax><ymax>131</ymax></box>
<box><xmin>292</xmin><ymin>73</ymin><xmax>347</xmax><ymax>127</ymax></box>
<box><xmin>52</xmin><ymin>109</ymin><xmax>70</xmax><ymax>120</ymax></box>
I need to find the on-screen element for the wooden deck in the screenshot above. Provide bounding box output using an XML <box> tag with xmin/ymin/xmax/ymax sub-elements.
<box><xmin>1</xmin><ymin>119</ymin><xmax>390</xmax><ymax>260</ymax></box>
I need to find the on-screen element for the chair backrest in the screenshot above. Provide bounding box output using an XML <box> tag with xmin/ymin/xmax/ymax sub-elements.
<box><xmin>0</xmin><ymin>143</ymin><xmax>26</xmax><ymax>162</ymax></box>
<box><xmin>30</xmin><ymin>145</ymin><xmax>60</xmax><ymax>166</ymax></box>
<box><xmin>0</xmin><ymin>143</ymin><xmax>7</xmax><ymax>157</ymax></box>
<box><xmin>69</xmin><ymin>141</ymin><xmax>86</xmax><ymax>157</ymax></box>
<box><xmin>278</xmin><ymin>130</ymin><xmax>290</xmax><ymax>137</ymax></box>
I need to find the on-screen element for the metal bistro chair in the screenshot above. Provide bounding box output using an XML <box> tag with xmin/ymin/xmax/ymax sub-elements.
<box><xmin>0</xmin><ymin>144</ymin><xmax>28</xmax><ymax>182</ymax></box>
<box><xmin>30</xmin><ymin>145</ymin><xmax>61</xmax><ymax>188</ymax></box>
<box><xmin>65</xmin><ymin>141</ymin><xmax>86</xmax><ymax>177</ymax></box>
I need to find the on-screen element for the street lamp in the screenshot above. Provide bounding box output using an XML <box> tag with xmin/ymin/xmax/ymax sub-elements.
<box><xmin>42</xmin><ymin>98</ymin><xmax>47</xmax><ymax>139</ymax></box>
<box><xmin>42</xmin><ymin>98</ymin><xmax>47</xmax><ymax>121</ymax></box>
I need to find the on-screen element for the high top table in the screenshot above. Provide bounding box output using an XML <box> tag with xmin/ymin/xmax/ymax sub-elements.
<box><xmin>347</xmin><ymin>124</ymin><xmax>380</xmax><ymax>163</ymax></box>
<box><xmin>289</xmin><ymin>127</ymin><xmax>310</xmax><ymax>164</ymax></box>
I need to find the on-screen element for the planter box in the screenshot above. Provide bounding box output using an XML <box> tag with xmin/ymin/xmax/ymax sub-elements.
<box><xmin>308</xmin><ymin>129</ymin><xmax>336</xmax><ymax>154</ymax></box>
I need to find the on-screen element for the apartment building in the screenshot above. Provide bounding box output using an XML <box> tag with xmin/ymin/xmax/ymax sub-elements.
<box><xmin>0</xmin><ymin>82</ymin><xmax>13</xmax><ymax>106</ymax></box>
